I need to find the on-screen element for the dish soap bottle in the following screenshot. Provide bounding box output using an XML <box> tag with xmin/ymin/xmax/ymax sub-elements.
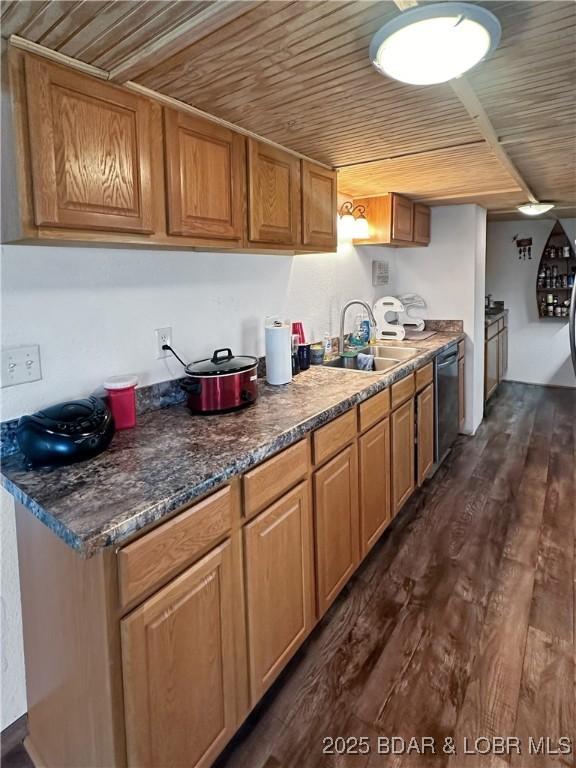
<box><xmin>323</xmin><ymin>333</ymin><xmax>333</xmax><ymax>358</ymax></box>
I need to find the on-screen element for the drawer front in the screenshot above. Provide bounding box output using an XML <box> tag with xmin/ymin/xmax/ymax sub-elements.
<box><xmin>243</xmin><ymin>439</ymin><xmax>309</xmax><ymax>520</ymax></box>
<box><xmin>118</xmin><ymin>486</ymin><xmax>232</xmax><ymax>609</ymax></box>
<box><xmin>358</xmin><ymin>388</ymin><xmax>390</xmax><ymax>433</ymax></box>
<box><xmin>391</xmin><ymin>373</ymin><xmax>415</xmax><ymax>409</ymax></box>
<box><xmin>313</xmin><ymin>408</ymin><xmax>357</xmax><ymax>466</ymax></box>
<box><xmin>415</xmin><ymin>362</ymin><xmax>433</xmax><ymax>393</ymax></box>
<box><xmin>458</xmin><ymin>339</ymin><xmax>465</xmax><ymax>359</ymax></box>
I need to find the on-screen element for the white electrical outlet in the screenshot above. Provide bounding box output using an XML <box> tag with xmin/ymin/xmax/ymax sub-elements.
<box><xmin>1</xmin><ymin>345</ymin><xmax>42</xmax><ymax>387</ymax></box>
<box><xmin>155</xmin><ymin>327</ymin><xmax>172</xmax><ymax>359</ymax></box>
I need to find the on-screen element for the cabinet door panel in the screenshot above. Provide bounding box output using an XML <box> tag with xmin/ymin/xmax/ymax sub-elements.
<box><xmin>417</xmin><ymin>383</ymin><xmax>434</xmax><ymax>486</ymax></box>
<box><xmin>391</xmin><ymin>194</ymin><xmax>413</xmax><ymax>242</ymax></box>
<box><xmin>247</xmin><ymin>139</ymin><xmax>300</xmax><ymax>245</ymax></box>
<box><xmin>413</xmin><ymin>203</ymin><xmax>430</xmax><ymax>244</ymax></box>
<box><xmin>485</xmin><ymin>335</ymin><xmax>499</xmax><ymax>400</ymax></box>
<box><xmin>498</xmin><ymin>328</ymin><xmax>508</xmax><ymax>382</ymax></box>
<box><xmin>314</xmin><ymin>444</ymin><xmax>359</xmax><ymax>616</ymax></box>
<box><xmin>244</xmin><ymin>482</ymin><xmax>314</xmax><ymax>701</ymax></box>
<box><xmin>391</xmin><ymin>399</ymin><xmax>415</xmax><ymax>514</ymax></box>
<box><xmin>25</xmin><ymin>55</ymin><xmax>154</xmax><ymax>233</ymax></box>
<box><xmin>122</xmin><ymin>541</ymin><xmax>237</xmax><ymax>768</ymax></box>
<box><xmin>302</xmin><ymin>161</ymin><xmax>337</xmax><ymax>249</ymax></box>
<box><xmin>359</xmin><ymin>418</ymin><xmax>391</xmax><ymax>556</ymax></box>
<box><xmin>164</xmin><ymin>109</ymin><xmax>244</xmax><ymax>240</ymax></box>
<box><xmin>458</xmin><ymin>356</ymin><xmax>465</xmax><ymax>432</ymax></box>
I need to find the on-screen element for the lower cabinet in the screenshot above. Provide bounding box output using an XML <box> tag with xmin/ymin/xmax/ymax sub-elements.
<box><xmin>359</xmin><ymin>418</ymin><xmax>391</xmax><ymax>556</ymax></box>
<box><xmin>121</xmin><ymin>541</ymin><xmax>238</xmax><ymax>768</ymax></box>
<box><xmin>498</xmin><ymin>327</ymin><xmax>508</xmax><ymax>381</ymax></box>
<box><xmin>243</xmin><ymin>482</ymin><xmax>314</xmax><ymax>702</ymax></box>
<box><xmin>485</xmin><ymin>333</ymin><xmax>499</xmax><ymax>401</ymax></box>
<box><xmin>314</xmin><ymin>443</ymin><xmax>360</xmax><ymax>617</ymax></box>
<box><xmin>391</xmin><ymin>398</ymin><xmax>415</xmax><ymax>515</ymax></box>
<box><xmin>416</xmin><ymin>383</ymin><xmax>434</xmax><ymax>486</ymax></box>
<box><xmin>458</xmin><ymin>355</ymin><xmax>465</xmax><ymax>431</ymax></box>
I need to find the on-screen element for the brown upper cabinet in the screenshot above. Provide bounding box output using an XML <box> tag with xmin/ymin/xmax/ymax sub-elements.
<box><xmin>247</xmin><ymin>139</ymin><xmax>301</xmax><ymax>246</ymax></box>
<box><xmin>301</xmin><ymin>161</ymin><xmax>337</xmax><ymax>250</ymax></box>
<box><xmin>353</xmin><ymin>193</ymin><xmax>430</xmax><ymax>247</ymax></box>
<box><xmin>413</xmin><ymin>203</ymin><xmax>431</xmax><ymax>245</ymax></box>
<box><xmin>164</xmin><ymin>109</ymin><xmax>244</xmax><ymax>242</ymax></box>
<box><xmin>24</xmin><ymin>56</ymin><xmax>155</xmax><ymax>234</ymax></box>
<box><xmin>391</xmin><ymin>193</ymin><xmax>413</xmax><ymax>242</ymax></box>
<box><xmin>6</xmin><ymin>50</ymin><xmax>339</xmax><ymax>254</ymax></box>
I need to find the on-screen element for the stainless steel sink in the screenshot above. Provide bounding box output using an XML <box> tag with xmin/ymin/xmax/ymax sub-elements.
<box><xmin>322</xmin><ymin>349</ymin><xmax>399</xmax><ymax>374</ymax></box>
<box><xmin>366</xmin><ymin>345</ymin><xmax>421</xmax><ymax>360</ymax></box>
<box><xmin>322</xmin><ymin>354</ymin><xmax>379</xmax><ymax>373</ymax></box>
<box><xmin>322</xmin><ymin>343</ymin><xmax>421</xmax><ymax>374</ymax></box>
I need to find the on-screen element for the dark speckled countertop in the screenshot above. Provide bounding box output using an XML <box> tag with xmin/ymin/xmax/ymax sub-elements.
<box><xmin>485</xmin><ymin>309</ymin><xmax>508</xmax><ymax>326</ymax></box>
<box><xmin>1</xmin><ymin>332</ymin><xmax>463</xmax><ymax>557</ymax></box>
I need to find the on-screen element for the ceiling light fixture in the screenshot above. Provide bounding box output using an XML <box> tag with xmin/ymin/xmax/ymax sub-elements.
<box><xmin>369</xmin><ymin>2</ymin><xmax>501</xmax><ymax>85</ymax></box>
<box><xmin>517</xmin><ymin>202</ymin><xmax>555</xmax><ymax>216</ymax></box>
<box><xmin>338</xmin><ymin>202</ymin><xmax>369</xmax><ymax>240</ymax></box>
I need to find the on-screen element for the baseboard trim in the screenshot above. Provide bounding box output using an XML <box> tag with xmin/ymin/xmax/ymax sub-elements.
<box><xmin>503</xmin><ymin>378</ymin><xmax>576</xmax><ymax>390</ymax></box>
<box><xmin>1</xmin><ymin>713</ymin><xmax>28</xmax><ymax>758</ymax></box>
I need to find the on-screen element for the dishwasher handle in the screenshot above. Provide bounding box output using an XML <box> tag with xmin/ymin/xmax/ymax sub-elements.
<box><xmin>437</xmin><ymin>353</ymin><xmax>458</xmax><ymax>368</ymax></box>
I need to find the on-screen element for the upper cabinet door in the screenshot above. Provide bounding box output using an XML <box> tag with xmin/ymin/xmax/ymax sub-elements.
<box><xmin>247</xmin><ymin>139</ymin><xmax>300</xmax><ymax>245</ymax></box>
<box><xmin>301</xmin><ymin>161</ymin><xmax>337</xmax><ymax>250</ymax></box>
<box><xmin>164</xmin><ymin>109</ymin><xmax>244</xmax><ymax>241</ymax></box>
<box><xmin>413</xmin><ymin>203</ymin><xmax>431</xmax><ymax>245</ymax></box>
<box><xmin>24</xmin><ymin>56</ymin><xmax>154</xmax><ymax>233</ymax></box>
<box><xmin>391</xmin><ymin>194</ymin><xmax>414</xmax><ymax>242</ymax></box>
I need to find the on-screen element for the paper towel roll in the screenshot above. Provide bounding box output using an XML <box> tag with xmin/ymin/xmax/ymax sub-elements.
<box><xmin>265</xmin><ymin>321</ymin><xmax>292</xmax><ymax>385</ymax></box>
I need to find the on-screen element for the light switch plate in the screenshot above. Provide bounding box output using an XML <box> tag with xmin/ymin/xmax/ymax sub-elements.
<box><xmin>372</xmin><ymin>260</ymin><xmax>390</xmax><ymax>287</ymax></box>
<box><xmin>2</xmin><ymin>345</ymin><xmax>42</xmax><ymax>387</ymax></box>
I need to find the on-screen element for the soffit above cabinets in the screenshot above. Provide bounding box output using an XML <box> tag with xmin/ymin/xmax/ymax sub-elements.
<box><xmin>1</xmin><ymin>0</ymin><xmax>575</xmax><ymax>215</ymax></box>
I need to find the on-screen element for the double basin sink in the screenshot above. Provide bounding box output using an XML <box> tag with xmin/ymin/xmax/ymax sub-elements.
<box><xmin>323</xmin><ymin>345</ymin><xmax>421</xmax><ymax>374</ymax></box>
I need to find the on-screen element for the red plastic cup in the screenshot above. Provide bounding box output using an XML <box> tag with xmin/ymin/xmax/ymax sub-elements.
<box><xmin>104</xmin><ymin>375</ymin><xmax>138</xmax><ymax>430</ymax></box>
<box><xmin>291</xmin><ymin>321</ymin><xmax>306</xmax><ymax>344</ymax></box>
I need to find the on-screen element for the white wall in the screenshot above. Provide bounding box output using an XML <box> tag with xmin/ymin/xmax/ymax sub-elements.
<box><xmin>486</xmin><ymin>218</ymin><xmax>576</xmax><ymax>388</ymax></box>
<box><xmin>0</xmin><ymin>205</ymin><xmax>487</xmax><ymax>729</ymax></box>
<box><xmin>1</xmin><ymin>240</ymin><xmax>376</xmax><ymax>729</ymax></box>
<box><xmin>371</xmin><ymin>205</ymin><xmax>487</xmax><ymax>433</ymax></box>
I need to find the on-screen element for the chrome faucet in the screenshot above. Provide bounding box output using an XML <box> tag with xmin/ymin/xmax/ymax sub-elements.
<box><xmin>339</xmin><ymin>300</ymin><xmax>377</xmax><ymax>354</ymax></box>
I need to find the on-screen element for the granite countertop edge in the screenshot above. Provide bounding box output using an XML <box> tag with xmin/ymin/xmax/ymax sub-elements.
<box><xmin>1</xmin><ymin>333</ymin><xmax>464</xmax><ymax>557</ymax></box>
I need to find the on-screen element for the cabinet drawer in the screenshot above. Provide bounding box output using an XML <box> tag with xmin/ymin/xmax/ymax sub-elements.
<box><xmin>118</xmin><ymin>486</ymin><xmax>232</xmax><ymax>609</ymax></box>
<box><xmin>391</xmin><ymin>373</ymin><xmax>415</xmax><ymax>409</ymax></box>
<box><xmin>358</xmin><ymin>389</ymin><xmax>390</xmax><ymax>433</ymax></box>
<box><xmin>458</xmin><ymin>340</ymin><xmax>465</xmax><ymax>360</ymax></box>
<box><xmin>415</xmin><ymin>363</ymin><xmax>433</xmax><ymax>392</ymax></box>
<box><xmin>243</xmin><ymin>440</ymin><xmax>309</xmax><ymax>520</ymax></box>
<box><xmin>313</xmin><ymin>409</ymin><xmax>357</xmax><ymax>466</ymax></box>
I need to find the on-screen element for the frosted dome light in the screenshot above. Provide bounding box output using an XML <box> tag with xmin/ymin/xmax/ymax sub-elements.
<box><xmin>370</xmin><ymin>3</ymin><xmax>501</xmax><ymax>85</ymax></box>
<box><xmin>517</xmin><ymin>203</ymin><xmax>555</xmax><ymax>216</ymax></box>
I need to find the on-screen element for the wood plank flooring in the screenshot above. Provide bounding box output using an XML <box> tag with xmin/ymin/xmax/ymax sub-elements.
<box><xmin>214</xmin><ymin>382</ymin><xmax>575</xmax><ymax>768</ymax></box>
<box><xmin>2</xmin><ymin>382</ymin><xmax>574</xmax><ymax>768</ymax></box>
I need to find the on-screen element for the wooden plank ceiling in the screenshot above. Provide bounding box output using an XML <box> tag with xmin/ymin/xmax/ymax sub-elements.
<box><xmin>2</xmin><ymin>0</ymin><xmax>575</xmax><ymax>215</ymax></box>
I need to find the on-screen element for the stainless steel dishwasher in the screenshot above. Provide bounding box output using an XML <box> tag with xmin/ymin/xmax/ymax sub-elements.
<box><xmin>434</xmin><ymin>342</ymin><xmax>460</xmax><ymax>464</ymax></box>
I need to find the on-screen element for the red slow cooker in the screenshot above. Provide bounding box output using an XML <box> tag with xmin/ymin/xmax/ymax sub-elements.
<box><xmin>167</xmin><ymin>347</ymin><xmax>259</xmax><ymax>414</ymax></box>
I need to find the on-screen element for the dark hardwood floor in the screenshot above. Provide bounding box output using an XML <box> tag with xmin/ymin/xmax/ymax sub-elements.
<box><xmin>3</xmin><ymin>382</ymin><xmax>574</xmax><ymax>768</ymax></box>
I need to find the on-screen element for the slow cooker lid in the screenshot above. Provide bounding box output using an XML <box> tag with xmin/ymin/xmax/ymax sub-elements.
<box><xmin>186</xmin><ymin>348</ymin><xmax>258</xmax><ymax>377</ymax></box>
